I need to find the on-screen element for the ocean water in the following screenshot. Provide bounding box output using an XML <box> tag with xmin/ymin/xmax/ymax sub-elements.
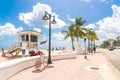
<box><xmin>0</xmin><ymin>48</ymin><xmax>10</xmax><ymax>52</ymax></box>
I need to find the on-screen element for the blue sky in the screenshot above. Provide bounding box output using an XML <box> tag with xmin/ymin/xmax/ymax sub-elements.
<box><xmin>0</xmin><ymin>0</ymin><xmax>120</xmax><ymax>49</ymax></box>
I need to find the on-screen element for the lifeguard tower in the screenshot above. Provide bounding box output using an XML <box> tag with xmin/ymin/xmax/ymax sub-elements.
<box><xmin>17</xmin><ymin>30</ymin><xmax>42</xmax><ymax>50</ymax></box>
<box><xmin>4</xmin><ymin>30</ymin><xmax>42</xmax><ymax>58</ymax></box>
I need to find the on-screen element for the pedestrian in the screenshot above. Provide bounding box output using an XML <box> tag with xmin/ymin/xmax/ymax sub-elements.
<box><xmin>91</xmin><ymin>47</ymin><xmax>93</xmax><ymax>53</ymax></box>
<box><xmin>93</xmin><ymin>46</ymin><xmax>96</xmax><ymax>53</ymax></box>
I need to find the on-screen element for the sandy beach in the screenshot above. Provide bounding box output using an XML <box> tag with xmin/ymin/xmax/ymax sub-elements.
<box><xmin>0</xmin><ymin>49</ymin><xmax>63</xmax><ymax>63</ymax></box>
<box><xmin>1</xmin><ymin>48</ymin><xmax>120</xmax><ymax>72</ymax></box>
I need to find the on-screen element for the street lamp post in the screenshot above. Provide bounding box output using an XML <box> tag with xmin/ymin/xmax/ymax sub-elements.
<box><xmin>84</xmin><ymin>38</ymin><xmax>87</xmax><ymax>52</ymax></box>
<box><xmin>42</xmin><ymin>11</ymin><xmax>56</xmax><ymax>64</ymax></box>
<box><xmin>84</xmin><ymin>38</ymin><xmax>87</xmax><ymax>59</ymax></box>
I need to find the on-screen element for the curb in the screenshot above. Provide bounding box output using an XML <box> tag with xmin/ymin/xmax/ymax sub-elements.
<box><xmin>100</xmin><ymin>53</ymin><xmax>120</xmax><ymax>80</ymax></box>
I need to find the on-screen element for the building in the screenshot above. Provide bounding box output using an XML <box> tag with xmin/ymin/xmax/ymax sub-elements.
<box><xmin>17</xmin><ymin>30</ymin><xmax>42</xmax><ymax>50</ymax></box>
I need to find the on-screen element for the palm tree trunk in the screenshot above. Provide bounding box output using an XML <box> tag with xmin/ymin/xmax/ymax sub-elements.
<box><xmin>93</xmin><ymin>41</ymin><xmax>95</xmax><ymax>46</ymax></box>
<box><xmin>88</xmin><ymin>38</ymin><xmax>90</xmax><ymax>53</ymax></box>
<box><xmin>71</xmin><ymin>37</ymin><xmax>75</xmax><ymax>51</ymax></box>
<box><xmin>76</xmin><ymin>36</ymin><xmax>79</xmax><ymax>42</ymax></box>
<box><xmin>84</xmin><ymin>38</ymin><xmax>86</xmax><ymax>52</ymax></box>
<box><xmin>91</xmin><ymin>39</ymin><xmax>92</xmax><ymax>48</ymax></box>
<box><xmin>71</xmin><ymin>40</ymin><xmax>75</xmax><ymax>51</ymax></box>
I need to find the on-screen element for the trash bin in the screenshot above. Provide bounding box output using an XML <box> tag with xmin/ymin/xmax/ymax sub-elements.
<box><xmin>22</xmin><ymin>49</ymin><xmax>26</xmax><ymax>55</ymax></box>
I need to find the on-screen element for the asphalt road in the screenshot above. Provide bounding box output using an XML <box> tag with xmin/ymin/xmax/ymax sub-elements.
<box><xmin>101</xmin><ymin>49</ymin><xmax>120</xmax><ymax>71</ymax></box>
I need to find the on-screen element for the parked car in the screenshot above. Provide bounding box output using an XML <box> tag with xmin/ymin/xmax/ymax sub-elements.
<box><xmin>109</xmin><ymin>47</ymin><xmax>114</xmax><ymax>51</ymax></box>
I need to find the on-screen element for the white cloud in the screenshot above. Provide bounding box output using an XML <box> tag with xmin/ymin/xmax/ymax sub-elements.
<box><xmin>86</xmin><ymin>5</ymin><xmax>120</xmax><ymax>45</ymax></box>
<box><xmin>41</xmin><ymin>34</ymin><xmax>47</xmax><ymax>40</ymax></box>
<box><xmin>0</xmin><ymin>23</ymin><xmax>23</xmax><ymax>40</ymax></box>
<box><xmin>51</xmin><ymin>32</ymin><xmax>72</xmax><ymax>47</ymax></box>
<box><xmin>17</xmin><ymin>26</ymin><xmax>24</xmax><ymax>32</ymax></box>
<box><xmin>52</xmin><ymin>32</ymin><xmax>65</xmax><ymax>41</ymax></box>
<box><xmin>67</xmin><ymin>15</ymin><xmax>75</xmax><ymax>22</ymax></box>
<box><xmin>19</xmin><ymin>3</ymin><xmax>67</xmax><ymax>29</ymax></box>
<box><xmin>112</xmin><ymin>5</ymin><xmax>120</xmax><ymax>18</ymax></box>
<box><xmin>84</xmin><ymin>24</ymin><xmax>96</xmax><ymax>29</ymax></box>
<box><xmin>33</xmin><ymin>28</ymin><xmax>41</xmax><ymax>32</ymax></box>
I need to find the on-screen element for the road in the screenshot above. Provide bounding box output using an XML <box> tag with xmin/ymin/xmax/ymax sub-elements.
<box><xmin>101</xmin><ymin>49</ymin><xmax>120</xmax><ymax>71</ymax></box>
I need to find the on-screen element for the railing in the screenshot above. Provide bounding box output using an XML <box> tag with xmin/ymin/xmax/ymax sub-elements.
<box><xmin>11</xmin><ymin>41</ymin><xmax>21</xmax><ymax>48</ymax></box>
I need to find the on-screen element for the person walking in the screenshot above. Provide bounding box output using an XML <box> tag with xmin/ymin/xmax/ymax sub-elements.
<box><xmin>93</xmin><ymin>46</ymin><xmax>96</xmax><ymax>53</ymax></box>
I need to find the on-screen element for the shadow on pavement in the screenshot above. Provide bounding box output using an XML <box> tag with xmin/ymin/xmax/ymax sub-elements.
<box><xmin>32</xmin><ymin>69</ymin><xmax>42</xmax><ymax>73</ymax></box>
<box><xmin>46</xmin><ymin>65</ymin><xmax>54</xmax><ymax>68</ymax></box>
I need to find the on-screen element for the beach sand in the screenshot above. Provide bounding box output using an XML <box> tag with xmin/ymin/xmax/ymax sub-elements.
<box><xmin>0</xmin><ymin>49</ymin><xmax>63</xmax><ymax>63</ymax></box>
<box><xmin>0</xmin><ymin>50</ymin><xmax>10</xmax><ymax>63</ymax></box>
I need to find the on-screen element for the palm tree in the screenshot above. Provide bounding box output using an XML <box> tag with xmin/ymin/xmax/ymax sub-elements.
<box><xmin>74</xmin><ymin>17</ymin><xmax>86</xmax><ymax>42</ymax></box>
<box><xmin>84</xmin><ymin>28</ymin><xmax>98</xmax><ymax>52</ymax></box>
<box><xmin>117</xmin><ymin>36</ymin><xmax>120</xmax><ymax>41</ymax></box>
<box><xmin>90</xmin><ymin>31</ymin><xmax>99</xmax><ymax>48</ymax></box>
<box><xmin>100</xmin><ymin>41</ymin><xmax>110</xmax><ymax>48</ymax></box>
<box><xmin>61</xmin><ymin>24</ymin><xmax>75</xmax><ymax>51</ymax></box>
<box><xmin>85</xmin><ymin>28</ymin><xmax>92</xmax><ymax>49</ymax></box>
<box><xmin>113</xmin><ymin>36</ymin><xmax>120</xmax><ymax>46</ymax></box>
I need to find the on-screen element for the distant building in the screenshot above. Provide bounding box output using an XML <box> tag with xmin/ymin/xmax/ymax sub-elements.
<box><xmin>107</xmin><ymin>39</ymin><xmax>115</xmax><ymax>47</ymax></box>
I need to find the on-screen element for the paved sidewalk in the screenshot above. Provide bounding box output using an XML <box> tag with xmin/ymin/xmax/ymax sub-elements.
<box><xmin>8</xmin><ymin>53</ymin><xmax>119</xmax><ymax>80</ymax></box>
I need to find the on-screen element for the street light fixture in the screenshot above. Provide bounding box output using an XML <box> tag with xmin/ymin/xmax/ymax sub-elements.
<box><xmin>42</xmin><ymin>11</ymin><xmax>56</xmax><ymax>64</ymax></box>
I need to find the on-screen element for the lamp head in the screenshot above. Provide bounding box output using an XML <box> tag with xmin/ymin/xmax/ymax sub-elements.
<box><xmin>51</xmin><ymin>16</ymin><xmax>57</xmax><ymax>24</ymax></box>
<box><xmin>42</xmin><ymin>13</ymin><xmax>49</xmax><ymax>20</ymax></box>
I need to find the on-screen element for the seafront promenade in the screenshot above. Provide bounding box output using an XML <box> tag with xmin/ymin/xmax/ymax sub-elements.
<box><xmin>101</xmin><ymin>49</ymin><xmax>120</xmax><ymax>71</ymax></box>
<box><xmin>7</xmin><ymin>49</ymin><xmax>120</xmax><ymax>80</ymax></box>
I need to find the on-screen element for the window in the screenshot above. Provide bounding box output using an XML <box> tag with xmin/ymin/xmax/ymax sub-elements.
<box><xmin>21</xmin><ymin>35</ymin><xmax>25</xmax><ymax>41</ymax></box>
<box><xmin>31</xmin><ymin>35</ymin><xmax>37</xmax><ymax>42</ymax></box>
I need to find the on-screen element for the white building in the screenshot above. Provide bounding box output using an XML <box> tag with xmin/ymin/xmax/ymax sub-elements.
<box><xmin>17</xmin><ymin>30</ymin><xmax>42</xmax><ymax>50</ymax></box>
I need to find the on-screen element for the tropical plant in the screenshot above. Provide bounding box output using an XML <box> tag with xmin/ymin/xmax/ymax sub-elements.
<box><xmin>90</xmin><ymin>31</ymin><xmax>99</xmax><ymax>47</ymax></box>
<box><xmin>61</xmin><ymin>24</ymin><xmax>75</xmax><ymax>51</ymax></box>
<box><xmin>100</xmin><ymin>41</ymin><xmax>110</xmax><ymax>48</ymax></box>
<box><xmin>113</xmin><ymin>36</ymin><xmax>120</xmax><ymax>46</ymax></box>
<box><xmin>84</xmin><ymin>28</ymin><xmax>99</xmax><ymax>52</ymax></box>
<box><xmin>74</xmin><ymin>17</ymin><xmax>86</xmax><ymax>42</ymax></box>
<box><xmin>116</xmin><ymin>36</ymin><xmax>120</xmax><ymax>41</ymax></box>
<box><xmin>61</xmin><ymin>17</ymin><xmax>99</xmax><ymax>52</ymax></box>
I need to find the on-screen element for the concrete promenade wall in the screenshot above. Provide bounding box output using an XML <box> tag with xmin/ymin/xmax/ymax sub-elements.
<box><xmin>0</xmin><ymin>53</ymin><xmax>76</xmax><ymax>80</ymax></box>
